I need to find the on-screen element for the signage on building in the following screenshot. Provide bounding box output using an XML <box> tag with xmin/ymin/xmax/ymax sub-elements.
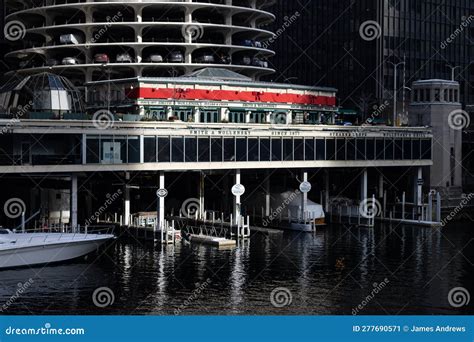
<box><xmin>299</xmin><ymin>182</ymin><xmax>312</xmax><ymax>193</ymax></box>
<box><xmin>137</xmin><ymin>99</ymin><xmax>333</xmax><ymax>112</ymax></box>
<box><xmin>232</xmin><ymin>184</ymin><xmax>246</xmax><ymax>197</ymax></box>
<box><xmin>156</xmin><ymin>189</ymin><xmax>168</xmax><ymax>198</ymax></box>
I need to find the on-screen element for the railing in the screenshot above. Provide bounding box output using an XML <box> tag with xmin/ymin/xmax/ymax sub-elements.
<box><xmin>3</xmin><ymin>225</ymin><xmax>115</xmax><ymax>246</ymax></box>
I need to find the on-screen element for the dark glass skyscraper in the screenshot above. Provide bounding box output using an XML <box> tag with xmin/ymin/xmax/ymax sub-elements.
<box><xmin>269</xmin><ymin>0</ymin><xmax>474</xmax><ymax>116</ymax></box>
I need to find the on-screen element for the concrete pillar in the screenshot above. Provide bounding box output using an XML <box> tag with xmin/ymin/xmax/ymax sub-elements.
<box><xmin>71</xmin><ymin>174</ymin><xmax>78</xmax><ymax>232</ymax></box>
<box><xmin>124</xmin><ymin>172</ymin><xmax>130</xmax><ymax>226</ymax></box>
<box><xmin>286</xmin><ymin>111</ymin><xmax>292</xmax><ymax>125</ymax></box>
<box><xmin>266</xmin><ymin>111</ymin><xmax>272</xmax><ymax>124</ymax></box>
<box><xmin>301</xmin><ymin>171</ymin><xmax>308</xmax><ymax>220</ymax></box>
<box><xmin>233</xmin><ymin>169</ymin><xmax>241</xmax><ymax>224</ymax></box>
<box><xmin>194</xmin><ymin>108</ymin><xmax>200</xmax><ymax>123</ymax></box>
<box><xmin>221</xmin><ymin>108</ymin><xmax>230</xmax><ymax>122</ymax></box>
<box><xmin>265</xmin><ymin>171</ymin><xmax>270</xmax><ymax>217</ymax></box>
<box><xmin>360</xmin><ymin>168</ymin><xmax>368</xmax><ymax>201</ymax></box>
<box><xmin>378</xmin><ymin>172</ymin><xmax>384</xmax><ymax>199</ymax></box>
<box><xmin>416</xmin><ymin>167</ymin><xmax>423</xmax><ymax>206</ymax></box>
<box><xmin>245</xmin><ymin>111</ymin><xmax>251</xmax><ymax>123</ymax></box>
<box><xmin>324</xmin><ymin>170</ymin><xmax>330</xmax><ymax>211</ymax></box>
<box><xmin>199</xmin><ymin>172</ymin><xmax>205</xmax><ymax>219</ymax></box>
<box><xmin>159</xmin><ymin>171</ymin><xmax>165</xmax><ymax>229</ymax></box>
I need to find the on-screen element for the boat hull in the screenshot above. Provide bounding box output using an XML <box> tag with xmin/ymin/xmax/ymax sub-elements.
<box><xmin>0</xmin><ymin>237</ymin><xmax>113</xmax><ymax>269</ymax></box>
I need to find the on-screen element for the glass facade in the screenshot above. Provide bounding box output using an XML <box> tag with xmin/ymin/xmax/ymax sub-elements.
<box><xmin>269</xmin><ymin>1</ymin><xmax>474</xmax><ymax>110</ymax></box>
<box><xmin>138</xmin><ymin>136</ymin><xmax>431</xmax><ymax>164</ymax></box>
<box><xmin>0</xmin><ymin>133</ymin><xmax>432</xmax><ymax>167</ymax></box>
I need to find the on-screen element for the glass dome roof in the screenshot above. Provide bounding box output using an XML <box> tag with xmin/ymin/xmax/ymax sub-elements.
<box><xmin>0</xmin><ymin>73</ymin><xmax>84</xmax><ymax>117</ymax></box>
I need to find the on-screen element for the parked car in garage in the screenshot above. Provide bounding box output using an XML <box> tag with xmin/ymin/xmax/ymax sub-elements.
<box><xmin>46</xmin><ymin>58</ymin><xmax>59</xmax><ymax>66</ymax></box>
<box><xmin>239</xmin><ymin>56</ymin><xmax>251</xmax><ymax>65</ymax></box>
<box><xmin>93</xmin><ymin>53</ymin><xmax>109</xmax><ymax>63</ymax></box>
<box><xmin>167</xmin><ymin>51</ymin><xmax>184</xmax><ymax>63</ymax></box>
<box><xmin>194</xmin><ymin>54</ymin><xmax>215</xmax><ymax>64</ymax></box>
<box><xmin>116</xmin><ymin>53</ymin><xmax>133</xmax><ymax>63</ymax></box>
<box><xmin>146</xmin><ymin>54</ymin><xmax>164</xmax><ymax>63</ymax></box>
<box><xmin>218</xmin><ymin>54</ymin><xmax>231</xmax><ymax>64</ymax></box>
<box><xmin>62</xmin><ymin>57</ymin><xmax>82</xmax><ymax>65</ymax></box>
<box><xmin>59</xmin><ymin>33</ymin><xmax>82</xmax><ymax>45</ymax></box>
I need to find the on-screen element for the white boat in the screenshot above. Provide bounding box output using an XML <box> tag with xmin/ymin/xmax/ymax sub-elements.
<box><xmin>248</xmin><ymin>191</ymin><xmax>326</xmax><ymax>232</ymax></box>
<box><xmin>272</xmin><ymin>191</ymin><xmax>326</xmax><ymax>232</ymax></box>
<box><xmin>0</xmin><ymin>229</ymin><xmax>115</xmax><ymax>269</ymax></box>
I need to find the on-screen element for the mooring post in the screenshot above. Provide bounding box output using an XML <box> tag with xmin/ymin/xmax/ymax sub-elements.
<box><xmin>436</xmin><ymin>192</ymin><xmax>441</xmax><ymax>223</ymax></box>
<box><xmin>265</xmin><ymin>171</ymin><xmax>271</xmax><ymax>217</ymax></box>
<box><xmin>402</xmin><ymin>192</ymin><xmax>406</xmax><ymax>220</ymax></box>
<box><xmin>324</xmin><ymin>170</ymin><xmax>330</xmax><ymax>212</ymax></box>
<box><xmin>233</xmin><ymin>169</ymin><xmax>241</xmax><ymax>225</ymax></box>
<box><xmin>71</xmin><ymin>174</ymin><xmax>78</xmax><ymax>233</ymax></box>
<box><xmin>199</xmin><ymin>171</ymin><xmax>205</xmax><ymax>220</ymax></box>
<box><xmin>124</xmin><ymin>172</ymin><xmax>131</xmax><ymax>227</ymax></box>
<box><xmin>428</xmin><ymin>192</ymin><xmax>433</xmax><ymax>222</ymax></box>
<box><xmin>21</xmin><ymin>212</ymin><xmax>25</xmax><ymax>233</ymax></box>
<box><xmin>383</xmin><ymin>190</ymin><xmax>387</xmax><ymax>219</ymax></box>
<box><xmin>360</xmin><ymin>168</ymin><xmax>368</xmax><ymax>203</ymax></box>
<box><xmin>157</xmin><ymin>171</ymin><xmax>165</xmax><ymax>231</ymax></box>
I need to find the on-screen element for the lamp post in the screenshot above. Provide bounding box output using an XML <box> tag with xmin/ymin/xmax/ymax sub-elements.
<box><xmin>446</xmin><ymin>64</ymin><xmax>461</xmax><ymax>81</ymax></box>
<box><xmin>388</xmin><ymin>61</ymin><xmax>405</xmax><ymax>127</ymax></box>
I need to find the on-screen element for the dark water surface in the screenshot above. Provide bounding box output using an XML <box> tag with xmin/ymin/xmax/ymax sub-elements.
<box><xmin>0</xmin><ymin>222</ymin><xmax>473</xmax><ymax>315</ymax></box>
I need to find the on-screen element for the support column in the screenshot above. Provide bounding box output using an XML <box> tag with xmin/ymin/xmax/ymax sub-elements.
<box><xmin>159</xmin><ymin>171</ymin><xmax>165</xmax><ymax>229</ymax></box>
<box><xmin>264</xmin><ymin>171</ymin><xmax>270</xmax><ymax>217</ymax></box>
<box><xmin>124</xmin><ymin>172</ymin><xmax>130</xmax><ymax>226</ymax></box>
<box><xmin>324</xmin><ymin>170</ymin><xmax>330</xmax><ymax>211</ymax></box>
<box><xmin>233</xmin><ymin>169</ymin><xmax>241</xmax><ymax>224</ymax></box>
<box><xmin>301</xmin><ymin>171</ymin><xmax>308</xmax><ymax>219</ymax></box>
<box><xmin>412</xmin><ymin>167</ymin><xmax>423</xmax><ymax>220</ymax></box>
<box><xmin>199</xmin><ymin>172</ymin><xmax>205</xmax><ymax>219</ymax></box>
<box><xmin>378</xmin><ymin>172</ymin><xmax>384</xmax><ymax>199</ymax></box>
<box><xmin>71</xmin><ymin>174</ymin><xmax>78</xmax><ymax>232</ymax></box>
<box><xmin>360</xmin><ymin>168</ymin><xmax>368</xmax><ymax>201</ymax></box>
<box><xmin>416</xmin><ymin>167</ymin><xmax>423</xmax><ymax>206</ymax></box>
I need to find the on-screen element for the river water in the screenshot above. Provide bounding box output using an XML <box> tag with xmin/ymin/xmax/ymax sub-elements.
<box><xmin>0</xmin><ymin>222</ymin><xmax>472</xmax><ymax>315</ymax></box>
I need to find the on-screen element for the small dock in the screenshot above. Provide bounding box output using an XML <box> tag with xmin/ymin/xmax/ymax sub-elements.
<box><xmin>189</xmin><ymin>235</ymin><xmax>236</xmax><ymax>248</ymax></box>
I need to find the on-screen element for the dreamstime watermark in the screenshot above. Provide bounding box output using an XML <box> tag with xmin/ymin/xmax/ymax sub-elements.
<box><xmin>0</xmin><ymin>278</ymin><xmax>34</xmax><ymax>313</ymax></box>
<box><xmin>359</xmin><ymin>21</ymin><xmax>382</xmax><ymax>41</ymax></box>
<box><xmin>262</xmin><ymin>12</ymin><xmax>300</xmax><ymax>49</ymax></box>
<box><xmin>86</xmin><ymin>11</ymin><xmax>123</xmax><ymax>48</ymax></box>
<box><xmin>366</xmin><ymin>101</ymin><xmax>390</xmax><ymax>125</ymax></box>
<box><xmin>174</xmin><ymin>278</ymin><xmax>212</xmax><ymax>315</ymax></box>
<box><xmin>5</xmin><ymin>323</ymin><xmax>85</xmax><ymax>336</ymax></box>
<box><xmin>1</xmin><ymin>101</ymin><xmax>33</xmax><ymax>135</ymax></box>
<box><xmin>448</xmin><ymin>109</ymin><xmax>470</xmax><ymax>131</ymax></box>
<box><xmin>352</xmin><ymin>278</ymin><xmax>390</xmax><ymax>315</ymax></box>
<box><xmin>92</xmin><ymin>287</ymin><xmax>115</xmax><ymax>308</ymax></box>
<box><xmin>180</xmin><ymin>198</ymin><xmax>201</xmax><ymax>218</ymax></box>
<box><xmin>270</xmin><ymin>287</ymin><xmax>293</xmax><ymax>308</ymax></box>
<box><xmin>448</xmin><ymin>287</ymin><xmax>470</xmax><ymax>308</ymax></box>
<box><xmin>359</xmin><ymin>198</ymin><xmax>382</xmax><ymax>219</ymax></box>
<box><xmin>440</xmin><ymin>15</ymin><xmax>474</xmax><ymax>49</ymax></box>
<box><xmin>92</xmin><ymin>109</ymin><xmax>115</xmax><ymax>130</ymax></box>
<box><xmin>3</xmin><ymin>198</ymin><xmax>26</xmax><ymax>219</ymax></box>
<box><xmin>270</xmin><ymin>110</ymin><xmax>288</xmax><ymax>127</ymax></box>
<box><xmin>84</xmin><ymin>189</ymin><xmax>122</xmax><ymax>226</ymax></box>
<box><xmin>4</xmin><ymin>20</ymin><xmax>26</xmax><ymax>41</ymax></box>
<box><xmin>181</xmin><ymin>22</ymin><xmax>204</xmax><ymax>42</ymax></box>
<box><xmin>262</xmin><ymin>190</ymin><xmax>300</xmax><ymax>227</ymax></box>
<box><xmin>441</xmin><ymin>193</ymin><xmax>474</xmax><ymax>227</ymax></box>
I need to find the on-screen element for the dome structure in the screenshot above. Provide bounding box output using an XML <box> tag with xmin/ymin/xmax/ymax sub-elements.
<box><xmin>0</xmin><ymin>73</ymin><xmax>84</xmax><ymax>117</ymax></box>
<box><xmin>5</xmin><ymin>0</ymin><xmax>276</xmax><ymax>85</ymax></box>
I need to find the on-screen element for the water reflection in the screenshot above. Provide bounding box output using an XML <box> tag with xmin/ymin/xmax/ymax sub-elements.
<box><xmin>0</xmin><ymin>223</ymin><xmax>472</xmax><ymax>315</ymax></box>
